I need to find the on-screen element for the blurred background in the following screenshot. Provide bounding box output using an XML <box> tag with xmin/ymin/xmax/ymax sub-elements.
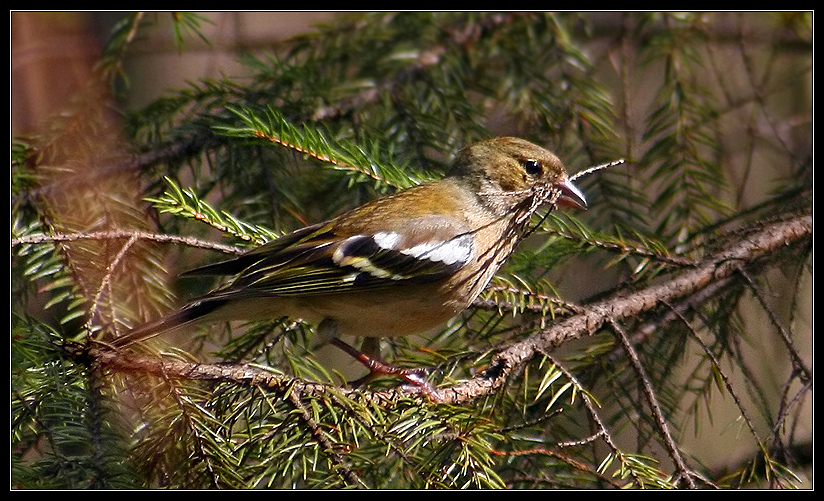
<box><xmin>12</xmin><ymin>12</ymin><xmax>337</xmax><ymax>135</ymax></box>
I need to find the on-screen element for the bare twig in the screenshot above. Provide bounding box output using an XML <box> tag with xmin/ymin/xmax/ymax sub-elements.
<box><xmin>736</xmin><ymin>268</ymin><xmax>811</xmax><ymax>382</ymax></box>
<box><xmin>286</xmin><ymin>391</ymin><xmax>366</xmax><ymax>488</ymax></box>
<box><xmin>609</xmin><ymin>320</ymin><xmax>696</xmax><ymax>488</ymax></box>
<box><xmin>12</xmin><ymin>229</ymin><xmax>246</xmax><ymax>256</ymax></box>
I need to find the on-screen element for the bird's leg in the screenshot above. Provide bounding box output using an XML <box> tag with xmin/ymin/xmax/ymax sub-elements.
<box><xmin>329</xmin><ymin>337</ymin><xmax>442</xmax><ymax>401</ymax></box>
<box><xmin>319</xmin><ymin>319</ymin><xmax>442</xmax><ymax>401</ymax></box>
<box><xmin>343</xmin><ymin>337</ymin><xmax>382</xmax><ymax>388</ymax></box>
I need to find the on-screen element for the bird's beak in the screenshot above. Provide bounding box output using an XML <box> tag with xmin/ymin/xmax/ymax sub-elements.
<box><xmin>555</xmin><ymin>179</ymin><xmax>587</xmax><ymax>210</ymax></box>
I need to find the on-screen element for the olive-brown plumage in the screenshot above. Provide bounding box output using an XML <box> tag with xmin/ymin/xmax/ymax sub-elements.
<box><xmin>113</xmin><ymin>137</ymin><xmax>586</xmax><ymax>396</ymax></box>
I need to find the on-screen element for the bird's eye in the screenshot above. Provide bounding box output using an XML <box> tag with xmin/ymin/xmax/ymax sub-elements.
<box><xmin>521</xmin><ymin>159</ymin><xmax>543</xmax><ymax>176</ymax></box>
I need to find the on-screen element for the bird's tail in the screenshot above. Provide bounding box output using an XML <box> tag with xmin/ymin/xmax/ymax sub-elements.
<box><xmin>110</xmin><ymin>299</ymin><xmax>229</xmax><ymax>348</ymax></box>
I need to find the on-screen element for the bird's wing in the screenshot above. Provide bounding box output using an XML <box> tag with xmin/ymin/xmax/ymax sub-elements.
<box><xmin>186</xmin><ymin>213</ymin><xmax>475</xmax><ymax>299</ymax></box>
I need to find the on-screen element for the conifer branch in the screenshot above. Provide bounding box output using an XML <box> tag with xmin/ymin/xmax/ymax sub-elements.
<box><xmin>86</xmin><ymin>214</ymin><xmax>810</xmax><ymax>407</ymax></box>
<box><xmin>441</xmin><ymin>214</ymin><xmax>810</xmax><ymax>402</ymax></box>
<box><xmin>13</xmin><ymin>12</ymin><xmax>811</xmax><ymax>489</ymax></box>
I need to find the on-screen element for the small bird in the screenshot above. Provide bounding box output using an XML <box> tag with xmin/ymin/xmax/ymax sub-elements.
<box><xmin>113</xmin><ymin>137</ymin><xmax>587</xmax><ymax>398</ymax></box>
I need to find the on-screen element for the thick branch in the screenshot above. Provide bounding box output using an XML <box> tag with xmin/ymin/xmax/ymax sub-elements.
<box><xmin>440</xmin><ymin>214</ymin><xmax>811</xmax><ymax>403</ymax></box>
<box><xmin>89</xmin><ymin>214</ymin><xmax>811</xmax><ymax>406</ymax></box>
<box><xmin>87</xmin><ymin>344</ymin><xmax>405</xmax><ymax>406</ymax></box>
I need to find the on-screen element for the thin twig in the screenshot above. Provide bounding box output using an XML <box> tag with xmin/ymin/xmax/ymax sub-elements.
<box><xmin>12</xmin><ymin>229</ymin><xmax>246</xmax><ymax>256</ymax></box>
<box><xmin>736</xmin><ymin>268</ymin><xmax>811</xmax><ymax>382</ymax></box>
<box><xmin>86</xmin><ymin>233</ymin><xmax>138</xmax><ymax>333</ymax></box>
<box><xmin>544</xmin><ymin>353</ymin><xmax>645</xmax><ymax>487</ymax></box>
<box><xmin>569</xmin><ymin>158</ymin><xmax>626</xmax><ymax>182</ymax></box>
<box><xmin>608</xmin><ymin>320</ymin><xmax>697</xmax><ymax>488</ymax></box>
<box><xmin>286</xmin><ymin>391</ymin><xmax>366</xmax><ymax>488</ymax></box>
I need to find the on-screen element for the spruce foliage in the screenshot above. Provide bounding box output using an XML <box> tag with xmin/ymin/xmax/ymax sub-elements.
<box><xmin>12</xmin><ymin>12</ymin><xmax>811</xmax><ymax>489</ymax></box>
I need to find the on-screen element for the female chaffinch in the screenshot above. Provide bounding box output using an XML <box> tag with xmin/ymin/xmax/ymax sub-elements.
<box><xmin>114</xmin><ymin>137</ymin><xmax>586</xmax><ymax>396</ymax></box>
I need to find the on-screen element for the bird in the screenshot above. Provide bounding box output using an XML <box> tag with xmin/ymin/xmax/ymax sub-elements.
<box><xmin>111</xmin><ymin>137</ymin><xmax>587</xmax><ymax>399</ymax></box>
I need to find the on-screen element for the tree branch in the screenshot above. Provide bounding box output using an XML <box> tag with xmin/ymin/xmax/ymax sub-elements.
<box><xmin>439</xmin><ymin>214</ymin><xmax>811</xmax><ymax>403</ymax></box>
<box><xmin>12</xmin><ymin>229</ymin><xmax>246</xmax><ymax>256</ymax></box>
<box><xmin>87</xmin><ymin>214</ymin><xmax>811</xmax><ymax>407</ymax></box>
